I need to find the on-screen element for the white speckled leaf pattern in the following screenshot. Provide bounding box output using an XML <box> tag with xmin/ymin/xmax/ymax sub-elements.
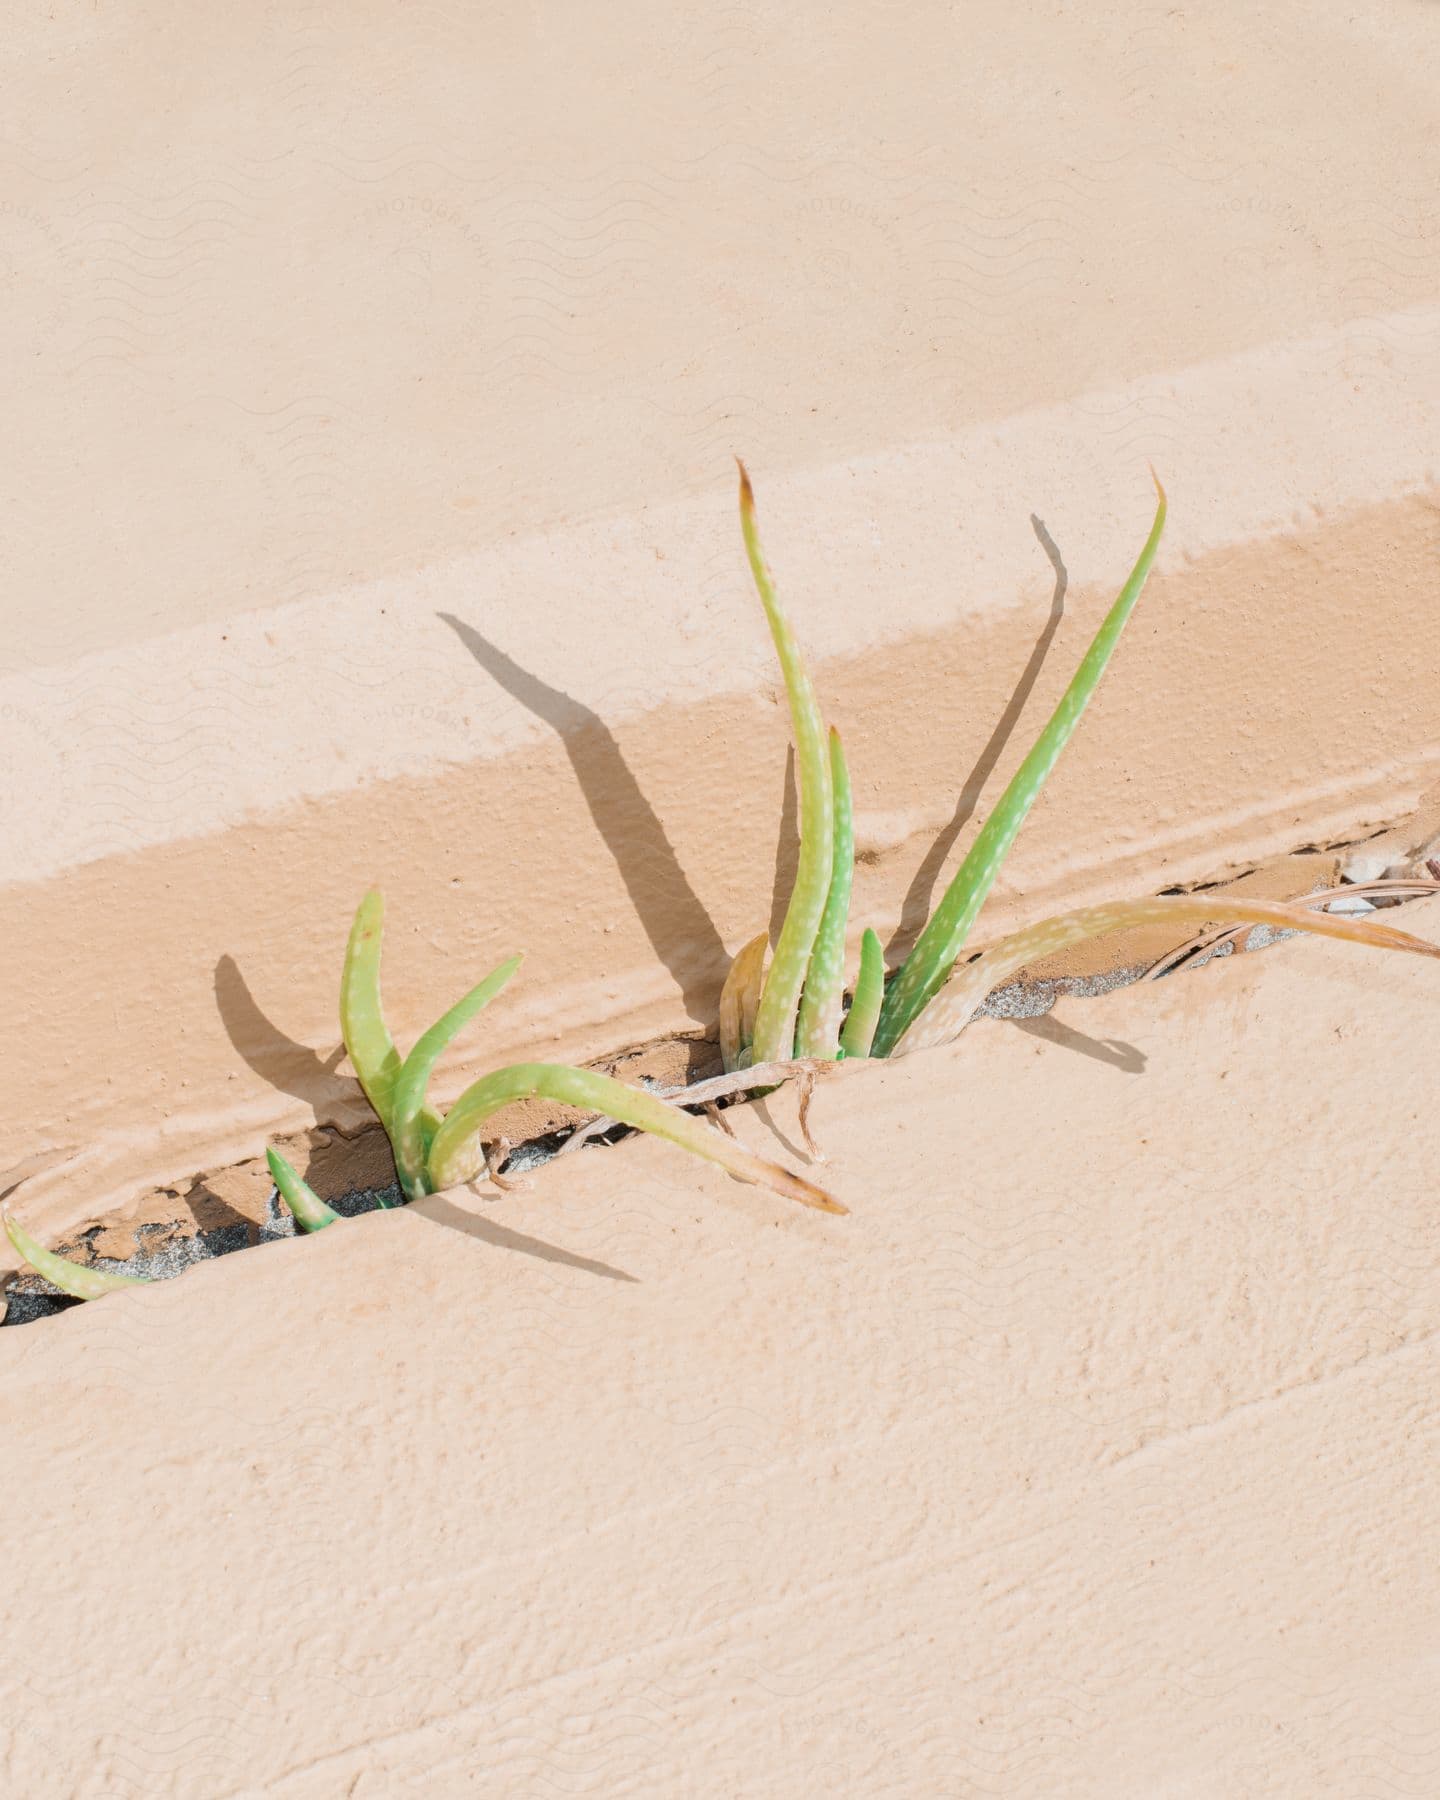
<box><xmin>839</xmin><ymin>926</ymin><xmax>886</xmax><ymax>1059</ymax></box>
<box><xmin>895</xmin><ymin>893</ymin><xmax>1440</xmax><ymax>1055</ymax></box>
<box><xmin>796</xmin><ymin>728</ymin><xmax>854</xmax><ymax>1059</ymax></box>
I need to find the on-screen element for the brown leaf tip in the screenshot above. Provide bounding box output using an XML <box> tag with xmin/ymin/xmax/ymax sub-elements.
<box><xmin>787</xmin><ymin>1172</ymin><xmax>848</xmax><ymax>1214</ymax></box>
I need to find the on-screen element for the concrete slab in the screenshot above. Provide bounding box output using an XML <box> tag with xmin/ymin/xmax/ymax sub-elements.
<box><xmin>3</xmin><ymin>904</ymin><xmax>1438</xmax><ymax>1794</ymax></box>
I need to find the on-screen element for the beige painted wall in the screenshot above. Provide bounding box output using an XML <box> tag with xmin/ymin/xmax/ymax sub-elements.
<box><xmin>4</xmin><ymin>2</ymin><xmax>1440</xmax><ymax>1221</ymax></box>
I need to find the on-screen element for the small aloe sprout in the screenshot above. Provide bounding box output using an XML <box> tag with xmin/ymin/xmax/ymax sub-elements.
<box><xmin>338</xmin><ymin>889</ymin><xmax>525</xmax><ymax>1201</ymax></box>
<box><xmin>894</xmin><ymin>893</ymin><xmax>1440</xmax><ymax>1055</ymax></box>
<box><xmin>3</xmin><ymin>1209</ymin><xmax>148</xmax><ymax>1302</ymax></box>
<box><xmin>265</xmin><ymin>1148</ymin><xmax>342</xmax><ymax>1233</ymax></box>
<box><xmin>339</xmin><ymin>889</ymin><xmax>839</xmax><ymax>1212</ymax></box>
<box><xmin>839</xmin><ymin>927</ymin><xmax>885</xmax><ymax>1059</ymax></box>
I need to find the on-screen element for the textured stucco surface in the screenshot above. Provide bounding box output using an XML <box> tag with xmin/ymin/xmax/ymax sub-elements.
<box><xmin>4</xmin><ymin>908</ymin><xmax>1439</xmax><ymax>1795</ymax></box>
<box><xmin>4</xmin><ymin>2</ymin><xmax>1440</xmax><ymax>1220</ymax></box>
<box><xmin>8</xmin><ymin>7</ymin><xmax>1440</xmax><ymax>1793</ymax></box>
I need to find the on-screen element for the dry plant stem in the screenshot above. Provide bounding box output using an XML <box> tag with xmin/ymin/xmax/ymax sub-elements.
<box><xmin>484</xmin><ymin>1137</ymin><xmax>528</xmax><ymax>1192</ymax></box>
<box><xmin>737</xmin><ymin>461</ymin><xmax>835</xmax><ymax>1065</ymax></box>
<box><xmin>796</xmin><ymin>728</ymin><xmax>855</xmax><ymax>1059</ymax></box>
<box><xmin>794</xmin><ymin>1067</ymin><xmax>823</xmax><ymax>1160</ymax></box>
<box><xmin>873</xmin><ymin>476</ymin><xmax>1168</xmax><ymax>1056</ymax></box>
<box><xmin>1144</xmin><ymin>879</ymin><xmax>1440</xmax><ymax>980</ymax></box>
<box><xmin>719</xmin><ymin>930</ymin><xmax>769</xmax><ymax>1073</ymax></box>
<box><xmin>557</xmin><ymin>1058</ymin><xmax>834</xmax><ymax>1156</ymax></box>
<box><xmin>704</xmin><ymin>1102</ymin><xmax>735</xmax><ymax>1137</ymax></box>
<box><xmin>894</xmin><ymin>893</ymin><xmax>1440</xmax><ymax>1056</ymax></box>
<box><xmin>427</xmin><ymin>1061</ymin><xmax>843</xmax><ymax>1213</ymax></box>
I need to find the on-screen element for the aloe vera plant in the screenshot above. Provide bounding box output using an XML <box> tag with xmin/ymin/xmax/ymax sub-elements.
<box><xmin>3</xmin><ymin>891</ymin><xmax>839</xmax><ymax>1315</ymax></box>
<box><xmin>12</xmin><ymin>459</ymin><xmax>1435</xmax><ymax>1319</ymax></box>
<box><xmin>726</xmin><ymin>464</ymin><xmax>1440</xmax><ymax>1063</ymax></box>
<box><xmin>310</xmin><ymin>888</ymin><xmax>841</xmax><ymax>1216</ymax></box>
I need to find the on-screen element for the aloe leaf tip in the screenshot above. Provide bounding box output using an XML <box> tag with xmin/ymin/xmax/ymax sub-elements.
<box><xmin>266</xmin><ymin>1147</ymin><xmax>342</xmax><ymax>1234</ymax></box>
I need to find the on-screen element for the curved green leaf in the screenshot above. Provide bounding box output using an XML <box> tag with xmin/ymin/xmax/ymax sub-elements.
<box><xmin>339</xmin><ymin>889</ymin><xmax>442</xmax><ymax>1148</ymax></box>
<box><xmin>3</xmin><ymin>1209</ymin><xmax>148</xmax><ymax>1301</ymax></box>
<box><xmin>425</xmin><ymin>1061</ymin><xmax>844</xmax><ymax>1213</ymax></box>
<box><xmin>390</xmin><ymin>955</ymin><xmax>523</xmax><ymax>1201</ymax></box>
<box><xmin>340</xmin><ymin>889</ymin><xmax>402</xmax><ymax>1130</ymax></box>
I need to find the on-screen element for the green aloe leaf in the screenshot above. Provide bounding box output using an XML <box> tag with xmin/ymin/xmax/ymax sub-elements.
<box><xmin>340</xmin><ymin>889</ymin><xmax>403</xmax><ymax>1130</ymax></box>
<box><xmin>737</xmin><ymin>462</ymin><xmax>835</xmax><ymax>1064</ymax></box>
<box><xmin>894</xmin><ymin>892</ymin><xmax>1440</xmax><ymax>1055</ymax></box>
<box><xmin>266</xmin><ymin>1147</ymin><xmax>342</xmax><ymax>1233</ymax></box>
<box><xmin>719</xmin><ymin>930</ymin><xmax>769</xmax><ymax>1073</ymax></box>
<box><xmin>873</xmin><ymin>475</ymin><xmax>1168</xmax><ymax>1055</ymax></box>
<box><xmin>425</xmin><ymin>1061</ymin><xmax>844</xmax><ymax>1213</ymax></box>
<box><xmin>340</xmin><ymin>889</ymin><xmax>442</xmax><ymax>1147</ymax></box>
<box><xmin>796</xmin><ymin>728</ymin><xmax>854</xmax><ymax>1059</ymax></box>
<box><xmin>3</xmin><ymin>1209</ymin><xmax>148</xmax><ymax>1301</ymax></box>
<box><xmin>839</xmin><ymin>927</ymin><xmax>885</xmax><ymax>1060</ymax></box>
<box><xmin>390</xmin><ymin>955</ymin><xmax>524</xmax><ymax>1201</ymax></box>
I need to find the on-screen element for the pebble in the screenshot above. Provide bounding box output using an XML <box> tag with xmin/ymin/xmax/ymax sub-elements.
<box><xmin>1339</xmin><ymin>852</ymin><xmax>1390</xmax><ymax>884</ymax></box>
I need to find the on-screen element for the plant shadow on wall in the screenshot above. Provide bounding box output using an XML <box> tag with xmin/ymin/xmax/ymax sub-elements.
<box><xmin>436</xmin><ymin>615</ymin><xmax>728</xmax><ymax>1020</ymax></box>
<box><xmin>890</xmin><ymin>513</ymin><xmax>1069</xmax><ymax>954</ymax></box>
<box><xmin>213</xmin><ymin>953</ymin><xmax>361</xmax><ymax>1116</ymax></box>
<box><xmin>417</xmin><ymin>1195</ymin><xmax>637</xmax><ymax>1284</ymax></box>
<box><xmin>8</xmin><ymin>464</ymin><xmax>1440</xmax><ymax>1308</ymax></box>
<box><xmin>1011</xmin><ymin>1014</ymin><xmax>1146</xmax><ymax>1076</ymax></box>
